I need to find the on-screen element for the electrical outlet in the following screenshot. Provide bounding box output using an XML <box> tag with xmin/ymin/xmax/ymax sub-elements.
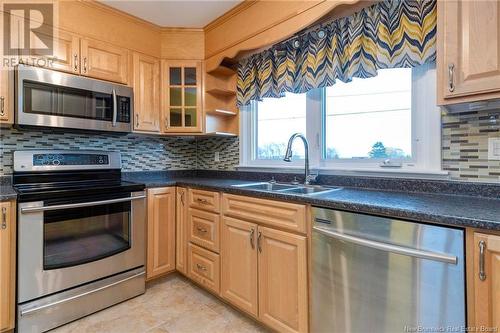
<box><xmin>214</xmin><ymin>151</ymin><xmax>220</xmax><ymax>162</ymax></box>
<box><xmin>488</xmin><ymin>137</ymin><xmax>500</xmax><ymax>160</ymax></box>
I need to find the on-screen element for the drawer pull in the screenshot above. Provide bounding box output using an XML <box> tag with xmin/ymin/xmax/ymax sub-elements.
<box><xmin>1</xmin><ymin>207</ymin><xmax>6</xmax><ymax>229</ymax></box>
<box><xmin>196</xmin><ymin>263</ymin><xmax>207</xmax><ymax>271</ymax></box>
<box><xmin>479</xmin><ymin>240</ymin><xmax>486</xmax><ymax>281</ymax></box>
<box><xmin>257</xmin><ymin>231</ymin><xmax>262</xmax><ymax>253</ymax></box>
<box><xmin>196</xmin><ymin>198</ymin><xmax>209</xmax><ymax>204</ymax></box>
<box><xmin>250</xmin><ymin>228</ymin><xmax>255</xmax><ymax>249</ymax></box>
<box><xmin>196</xmin><ymin>226</ymin><xmax>208</xmax><ymax>233</ymax></box>
<box><xmin>83</xmin><ymin>57</ymin><xmax>88</xmax><ymax>73</ymax></box>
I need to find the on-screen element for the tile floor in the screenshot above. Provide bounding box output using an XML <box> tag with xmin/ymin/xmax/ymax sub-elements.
<box><xmin>50</xmin><ymin>273</ymin><xmax>269</xmax><ymax>333</ymax></box>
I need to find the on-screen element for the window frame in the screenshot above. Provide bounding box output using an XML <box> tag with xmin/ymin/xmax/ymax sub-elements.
<box><xmin>239</xmin><ymin>64</ymin><xmax>443</xmax><ymax>175</ymax></box>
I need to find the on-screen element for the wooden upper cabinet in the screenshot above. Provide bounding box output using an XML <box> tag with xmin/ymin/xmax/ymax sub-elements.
<box><xmin>147</xmin><ymin>187</ymin><xmax>175</xmax><ymax>280</ymax></box>
<box><xmin>221</xmin><ymin>217</ymin><xmax>258</xmax><ymax>317</ymax></box>
<box><xmin>176</xmin><ymin>187</ymin><xmax>188</xmax><ymax>275</ymax></box>
<box><xmin>80</xmin><ymin>38</ymin><xmax>129</xmax><ymax>84</ymax></box>
<box><xmin>0</xmin><ymin>200</ymin><xmax>16</xmax><ymax>333</ymax></box>
<box><xmin>438</xmin><ymin>0</ymin><xmax>500</xmax><ymax>103</ymax></box>
<box><xmin>28</xmin><ymin>29</ymin><xmax>80</xmax><ymax>74</ymax></box>
<box><xmin>258</xmin><ymin>226</ymin><xmax>308</xmax><ymax>333</ymax></box>
<box><xmin>132</xmin><ymin>53</ymin><xmax>160</xmax><ymax>132</ymax></box>
<box><xmin>472</xmin><ymin>232</ymin><xmax>500</xmax><ymax>329</ymax></box>
<box><xmin>161</xmin><ymin>60</ymin><xmax>203</xmax><ymax>133</ymax></box>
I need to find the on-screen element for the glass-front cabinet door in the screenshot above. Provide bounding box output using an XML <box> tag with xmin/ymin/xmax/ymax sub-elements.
<box><xmin>162</xmin><ymin>61</ymin><xmax>203</xmax><ymax>133</ymax></box>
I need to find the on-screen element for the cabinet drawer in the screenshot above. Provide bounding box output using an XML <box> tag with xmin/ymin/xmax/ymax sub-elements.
<box><xmin>222</xmin><ymin>194</ymin><xmax>307</xmax><ymax>234</ymax></box>
<box><xmin>188</xmin><ymin>243</ymin><xmax>220</xmax><ymax>294</ymax></box>
<box><xmin>188</xmin><ymin>189</ymin><xmax>220</xmax><ymax>213</ymax></box>
<box><xmin>188</xmin><ymin>208</ymin><xmax>220</xmax><ymax>253</ymax></box>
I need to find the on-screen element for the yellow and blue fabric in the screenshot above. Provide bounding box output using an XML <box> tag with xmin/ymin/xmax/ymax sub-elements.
<box><xmin>236</xmin><ymin>0</ymin><xmax>436</xmax><ymax>107</ymax></box>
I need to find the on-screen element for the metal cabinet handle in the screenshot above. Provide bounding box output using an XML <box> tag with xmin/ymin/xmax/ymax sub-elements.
<box><xmin>0</xmin><ymin>96</ymin><xmax>4</xmax><ymax>116</ymax></box>
<box><xmin>165</xmin><ymin>117</ymin><xmax>169</xmax><ymax>129</ymax></box>
<box><xmin>479</xmin><ymin>240</ymin><xmax>486</xmax><ymax>281</ymax></box>
<box><xmin>257</xmin><ymin>231</ymin><xmax>262</xmax><ymax>253</ymax></box>
<box><xmin>180</xmin><ymin>191</ymin><xmax>185</xmax><ymax>205</ymax></box>
<box><xmin>1</xmin><ymin>207</ymin><xmax>6</xmax><ymax>230</ymax></box>
<box><xmin>83</xmin><ymin>57</ymin><xmax>88</xmax><ymax>73</ymax></box>
<box><xmin>73</xmin><ymin>54</ymin><xmax>78</xmax><ymax>72</ymax></box>
<box><xmin>196</xmin><ymin>263</ymin><xmax>206</xmax><ymax>271</ymax></box>
<box><xmin>250</xmin><ymin>229</ymin><xmax>255</xmax><ymax>249</ymax></box>
<box><xmin>196</xmin><ymin>198</ymin><xmax>209</xmax><ymax>204</ymax></box>
<box><xmin>448</xmin><ymin>63</ymin><xmax>455</xmax><ymax>92</ymax></box>
<box><xmin>135</xmin><ymin>114</ymin><xmax>140</xmax><ymax>128</ymax></box>
<box><xmin>112</xmin><ymin>89</ymin><xmax>117</xmax><ymax>127</ymax></box>
<box><xmin>196</xmin><ymin>226</ymin><xmax>207</xmax><ymax>233</ymax></box>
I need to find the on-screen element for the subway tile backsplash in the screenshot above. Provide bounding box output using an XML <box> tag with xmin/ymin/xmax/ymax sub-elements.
<box><xmin>442</xmin><ymin>109</ymin><xmax>500</xmax><ymax>182</ymax></box>
<box><xmin>0</xmin><ymin>127</ymin><xmax>197</xmax><ymax>174</ymax></box>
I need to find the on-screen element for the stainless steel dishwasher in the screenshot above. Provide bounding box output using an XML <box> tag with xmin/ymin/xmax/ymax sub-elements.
<box><xmin>312</xmin><ymin>208</ymin><xmax>465</xmax><ymax>333</ymax></box>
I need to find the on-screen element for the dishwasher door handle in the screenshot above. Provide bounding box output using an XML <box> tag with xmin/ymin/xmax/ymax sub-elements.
<box><xmin>313</xmin><ymin>226</ymin><xmax>458</xmax><ymax>265</ymax></box>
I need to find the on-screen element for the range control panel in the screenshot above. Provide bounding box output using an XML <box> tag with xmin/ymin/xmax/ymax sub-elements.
<box><xmin>33</xmin><ymin>153</ymin><xmax>109</xmax><ymax>166</ymax></box>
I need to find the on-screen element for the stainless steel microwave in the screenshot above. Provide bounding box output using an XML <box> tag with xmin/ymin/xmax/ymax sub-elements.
<box><xmin>15</xmin><ymin>66</ymin><xmax>133</xmax><ymax>133</ymax></box>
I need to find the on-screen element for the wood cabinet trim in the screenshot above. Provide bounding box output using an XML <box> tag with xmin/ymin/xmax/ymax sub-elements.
<box><xmin>0</xmin><ymin>200</ymin><xmax>16</xmax><ymax>332</ymax></box>
<box><xmin>222</xmin><ymin>194</ymin><xmax>307</xmax><ymax>234</ymax></box>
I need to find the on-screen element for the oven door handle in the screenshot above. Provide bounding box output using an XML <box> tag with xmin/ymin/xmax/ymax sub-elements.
<box><xmin>20</xmin><ymin>271</ymin><xmax>145</xmax><ymax>317</ymax></box>
<box><xmin>20</xmin><ymin>194</ymin><xmax>146</xmax><ymax>213</ymax></box>
<box><xmin>112</xmin><ymin>88</ymin><xmax>117</xmax><ymax>127</ymax></box>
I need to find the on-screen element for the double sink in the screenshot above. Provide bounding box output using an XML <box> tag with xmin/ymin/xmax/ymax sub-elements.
<box><xmin>232</xmin><ymin>182</ymin><xmax>342</xmax><ymax>196</ymax></box>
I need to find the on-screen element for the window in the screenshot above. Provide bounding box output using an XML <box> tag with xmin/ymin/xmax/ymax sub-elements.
<box><xmin>324</xmin><ymin>68</ymin><xmax>412</xmax><ymax>160</ymax></box>
<box><xmin>240</xmin><ymin>64</ymin><xmax>441</xmax><ymax>174</ymax></box>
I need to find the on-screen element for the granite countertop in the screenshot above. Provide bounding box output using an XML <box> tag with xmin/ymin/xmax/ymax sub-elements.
<box><xmin>2</xmin><ymin>171</ymin><xmax>500</xmax><ymax>231</ymax></box>
<box><xmin>122</xmin><ymin>172</ymin><xmax>500</xmax><ymax>231</ymax></box>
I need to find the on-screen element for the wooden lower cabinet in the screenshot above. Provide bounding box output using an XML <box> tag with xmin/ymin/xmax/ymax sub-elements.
<box><xmin>147</xmin><ymin>187</ymin><xmax>175</xmax><ymax>280</ymax></box>
<box><xmin>188</xmin><ymin>243</ymin><xmax>220</xmax><ymax>294</ymax></box>
<box><xmin>175</xmin><ymin>187</ymin><xmax>188</xmax><ymax>275</ymax></box>
<box><xmin>258</xmin><ymin>226</ymin><xmax>308</xmax><ymax>333</ymax></box>
<box><xmin>472</xmin><ymin>232</ymin><xmax>500</xmax><ymax>329</ymax></box>
<box><xmin>221</xmin><ymin>217</ymin><xmax>258</xmax><ymax>317</ymax></box>
<box><xmin>0</xmin><ymin>200</ymin><xmax>16</xmax><ymax>333</ymax></box>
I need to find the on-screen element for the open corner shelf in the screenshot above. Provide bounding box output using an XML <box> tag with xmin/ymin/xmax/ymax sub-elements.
<box><xmin>206</xmin><ymin>88</ymin><xmax>236</xmax><ymax>97</ymax></box>
<box><xmin>198</xmin><ymin>131</ymin><xmax>238</xmax><ymax>138</ymax></box>
<box><xmin>206</xmin><ymin>109</ymin><xmax>237</xmax><ymax>117</ymax></box>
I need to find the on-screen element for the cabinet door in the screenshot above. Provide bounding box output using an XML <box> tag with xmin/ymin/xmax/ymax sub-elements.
<box><xmin>473</xmin><ymin>232</ymin><xmax>500</xmax><ymax>328</ymax></box>
<box><xmin>0</xmin><ymin>69</ymin><xmax>10</xmax><ymax>124</ymax></box>
<box><xmin>258</xmin><ymin>226</ymin><xmax>308</xmax><ymax>333</ymax></box>
<box><xmin>439</xmin><ymin>1</ymin><xmax>500</xmax><ymax>100</ymax></box>
<box><xmin>0</xmin><ymin>201</ymin><xmax>16</xmax><ymax>332</ymax></box>
<box><xmin>132</xmin><ymin>53</ymin><xmax>160</xmax><ymax>132</ymax></box>
<box><xmin>28</xmin><ymin>29</ymin><xmax>80</xmax><ymax>74</ymax></box>
<box><xmin>162</xmin><ymin>60</ymin><xmax>203</xmax><ymax>133</ymax></box>
<box><xmin>221</xmin><ymin>217</ymin><xmax>258</xmax><ymax>317</ymax></box>
<box><xmin>147</xmin><ymin>187</ymin><xmax>175</xmax><ymax>280</ymax></box>
<box><xmin>175</xmin><ymin>187</ymin><xmax>188</xmax><ymax>275</ymax></box>
<box><xmin>80</xmin><ymin>38</ymin><xmax>128</xmax><ymax>84</ymax></box>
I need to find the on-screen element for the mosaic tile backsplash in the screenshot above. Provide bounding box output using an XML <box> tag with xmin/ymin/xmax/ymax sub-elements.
<box><xmin>196</xmin><ymin>137</ymin><xmax>239</xmax><ymax>170</ymax></box>
<box><xmin>442</xmin><ymin>109</ymin><xmax>500</xmax><ymax>182</ymax></box>
<box><xmin>0</xmin><ymin>127</ymin><xmax>197</xmax><ymax>174</ymax></box>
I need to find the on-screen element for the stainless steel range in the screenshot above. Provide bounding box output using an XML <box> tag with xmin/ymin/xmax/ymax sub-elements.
<box><xmin>13</xmin><ymin>150</ymin><xmax>146</xmax><ymax>333</ymax></box>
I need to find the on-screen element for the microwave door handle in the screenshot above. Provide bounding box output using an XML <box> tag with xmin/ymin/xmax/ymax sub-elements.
<box><xmin>112</xmin><ymin>89</ymin><xmax>117</xmax><ymax>127</ymax></box>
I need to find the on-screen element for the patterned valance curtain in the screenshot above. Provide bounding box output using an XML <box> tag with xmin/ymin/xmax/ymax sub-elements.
<box><xmin>236</xmin><ymin>0</ymin><xmax>436</xmax><ymax>107</ymax></box>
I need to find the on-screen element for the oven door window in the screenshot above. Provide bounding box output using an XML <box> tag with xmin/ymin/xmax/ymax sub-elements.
<box><xmin>43</xmin><ymin>200</ymin><xmax>131</xmax><ymax>270</ymax></box>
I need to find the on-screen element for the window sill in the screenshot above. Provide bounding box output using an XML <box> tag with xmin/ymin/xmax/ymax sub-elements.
<box><xmin>236</xmin><ymin>165</ymin><xmax>450</xmax><ymax>180</ymax></box>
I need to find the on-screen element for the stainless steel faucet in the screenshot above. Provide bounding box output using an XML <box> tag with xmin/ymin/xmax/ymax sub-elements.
<box><xmin>283</xmin><ymin>133</ymin><xmax>317</xmax><ymax>185</ymax></box>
